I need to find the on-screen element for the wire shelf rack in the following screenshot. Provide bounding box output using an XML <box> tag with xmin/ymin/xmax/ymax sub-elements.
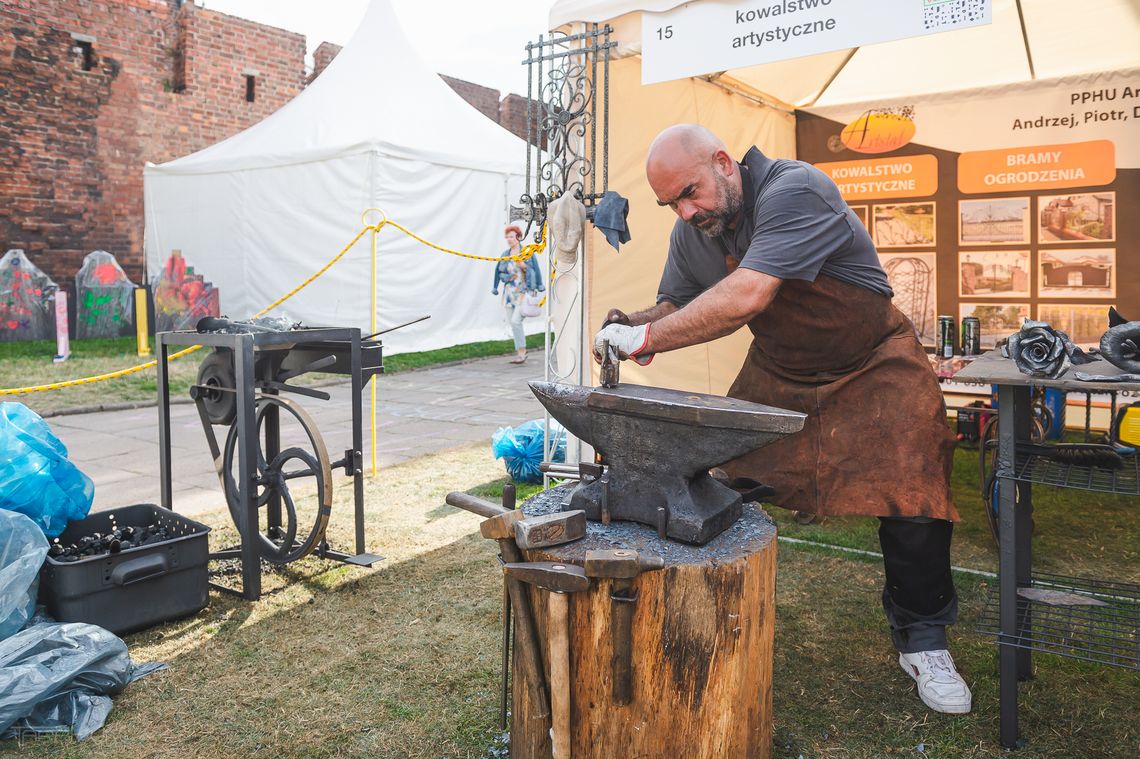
<box><xmin>1006</xmin><ymin>450</ymin><xmax>1140</xmax><ymax>496</ymax></box>
<box><xmin>977</xmin><ymin>572</ymin><xmax>1140</xmax><ymax>670</ymax></box>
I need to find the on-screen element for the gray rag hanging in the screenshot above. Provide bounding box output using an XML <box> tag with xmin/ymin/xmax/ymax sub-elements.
<box><xmin>592</xmin><ymin>191</ymin><xmax>631</xmax><ymax>251</ymax></box>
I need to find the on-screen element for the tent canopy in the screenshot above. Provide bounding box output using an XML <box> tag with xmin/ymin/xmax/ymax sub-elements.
<box><xmin>145</xmin><ymin>0</ymin><xmax>531</xmax><ymax>355</ymax></box>
<box><xmin>550</xmin><ymin>0</ymin><xmax>1140</xmax><ymax>108</ymax></box>
<box><xmin>547</xmin><ymin>0</ymin><xmax>1140</xmax><ymax>394</ymax></box>
<box><xmin>159</xmin><ymin>0</ymin><xmax>526</xmax><ymax>175</ymax></box>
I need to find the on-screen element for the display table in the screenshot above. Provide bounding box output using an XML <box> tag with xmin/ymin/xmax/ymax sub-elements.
<box><xmin>953</xmin><ymin>350</ymin><xmax>1139</xmax><ymax>749</ymax></box>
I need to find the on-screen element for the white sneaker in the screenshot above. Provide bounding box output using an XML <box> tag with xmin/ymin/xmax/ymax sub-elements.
<box><xmin>898</xmin><ymin>649</ymin><xmax>972</xmax><ymax>714</ymax></box>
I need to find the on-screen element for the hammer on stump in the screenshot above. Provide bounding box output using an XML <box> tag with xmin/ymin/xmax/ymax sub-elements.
<box><xmin>503</xmin><ymin>561</ymin><xmax>590</xmax><ymax>759</ymax></box>
<box><xmin>445</xmin><ymin>487</ymin><xmax>586</xmax><ymax>724</ymax></box>
<box><xmin>584</xmin><ymin>549</ymin><xmax>664</xmax><ymax>705</ymax></box>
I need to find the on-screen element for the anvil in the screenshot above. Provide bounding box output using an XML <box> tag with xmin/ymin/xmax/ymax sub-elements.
<box><xmin>529</xmin><ymin>381</ymin><xmax>806</xmax><ymax>544</ymax></box>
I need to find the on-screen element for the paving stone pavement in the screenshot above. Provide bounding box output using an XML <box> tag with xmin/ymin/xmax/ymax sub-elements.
<box><xmin>49</xmin><ymin>352</ymin><xmax>548</xmax><ymax>517</ymax></box>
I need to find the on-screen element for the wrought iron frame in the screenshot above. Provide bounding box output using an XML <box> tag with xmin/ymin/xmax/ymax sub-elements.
<box><xmin>513</xmin><ymin>24</ymin><xmax>614</xmax><ymax>471</ymax></box>
<box><xmin>513</xmin><ymin>24</ymin><xmax>615</xmax><ymax>234</ymax></box>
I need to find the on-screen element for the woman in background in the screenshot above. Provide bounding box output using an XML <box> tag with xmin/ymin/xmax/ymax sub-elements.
<box><xmin>491</xmin><ymin>225</ymin><xmax>543</xmax><ymax>364</ymax></box>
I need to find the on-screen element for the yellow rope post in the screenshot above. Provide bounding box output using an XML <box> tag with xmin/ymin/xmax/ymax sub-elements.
<box><xmin>370</xmin><ymin>224</ymin><xmax>379</xmax><ymax>478</ymax></box>
<box><xmin>134</xmin><ymin>288</ymin><xmax>151</xmax><ymax>357</ymax></box>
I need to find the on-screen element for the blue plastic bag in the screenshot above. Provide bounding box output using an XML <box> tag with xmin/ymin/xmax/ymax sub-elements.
<box><xmin>0</xmin><ymin>403</ymin><xmax>94</xmax><ymax>538</ymax></box>
<box><xmin>0</xmin><ymin>508</ymin><xmax>48</xmax><ymax>640</ymax></box>
<box><xmin>491</xmin><ymin>419</ymin><xmax>566</xmax><ymax>484</ymax></box>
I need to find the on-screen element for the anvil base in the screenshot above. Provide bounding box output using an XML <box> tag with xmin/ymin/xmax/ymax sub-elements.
<box><xmin>567</xmin><ymin>472</ymin><xmax>742</xmax><ymax>545</ymax></box>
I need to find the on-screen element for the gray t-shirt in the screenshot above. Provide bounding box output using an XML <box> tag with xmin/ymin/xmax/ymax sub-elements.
<box><xmin>657</xmin><ymin>147</ymin><xmax>891</xmax><ymax>307</ymax></box>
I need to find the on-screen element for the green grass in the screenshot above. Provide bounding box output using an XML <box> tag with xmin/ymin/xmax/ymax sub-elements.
<box><xmin>774</xmin><ymin>442</ymin><xmax>1139</xmax><ymax>583</ymax></box>
<box><xmin>382</xmin><ymin>332</ymin><xmax>545</xmax><ymax>373</ymax></box>
<box><xmin>0</xmin><ymin>333</ymin><xmax>547</xmax><ymax>416</ymax></box>
<box><xmin>1</xmin><ymin>442</ymin><xmax>1137</xmax><ymax>758</ymax></box>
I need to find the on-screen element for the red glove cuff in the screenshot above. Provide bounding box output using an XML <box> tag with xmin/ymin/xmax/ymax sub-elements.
<box><xmin>630</xmin><ymin>323</ymin><xmax>653</xmax><ymax>365</ymax></box>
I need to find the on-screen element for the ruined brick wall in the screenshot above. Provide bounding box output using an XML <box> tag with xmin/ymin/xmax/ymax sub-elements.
<box><xmin>498</xmin><ymin>93</ymin><xmax>535</xmax><ymax>144</ymax></box>
<box><xmin>0</xmin><ymin>0</ymin><xmax>305</xmax><ymax>284</ymax></box>
<box><xmin>310</xmin><ymin>41</ymin><xmax>341</xmax><ymax>83</ymax></box>
<box><xmin>441</xmin><ymin>74</ymin><xmax>500</xmax><ymax>123</ymax></box>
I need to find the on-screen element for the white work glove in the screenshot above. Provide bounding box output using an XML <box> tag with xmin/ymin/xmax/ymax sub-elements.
<box><xmin>594</xmin><ymin>323</ymin><xmax>653</xmax><ymax>366</ymax></box>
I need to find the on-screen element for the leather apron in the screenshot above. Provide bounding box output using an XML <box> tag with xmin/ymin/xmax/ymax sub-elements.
<box><xmin>722</xmin><ymin>274</ymin><xmax>959</xmax><ymax>521</ymax></box>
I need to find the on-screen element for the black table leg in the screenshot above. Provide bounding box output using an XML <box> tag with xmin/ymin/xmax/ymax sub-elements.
<box><xmin>235</xmin><ymin>335</ymin><xmax>261</xmax><ymax>601</ymax></box>
<box><xmin>998</xmin><ymin>384</ymin><xmax>1033</xmax><ymax>748</ymax></box>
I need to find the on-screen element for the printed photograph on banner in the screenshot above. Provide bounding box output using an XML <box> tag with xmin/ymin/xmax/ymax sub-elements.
<box><xmin>1037</xmin><ymin>304</ymin><xmax>1116</xmax><ymax>349</ymax></box>
<box><xmin>1038</xmin><ymin>192</ymin><xmax>1116</xmax><ymax>244</ymax></box>
<box><xmin>849</xmin><ymin>205</ymin><xmax>869</xmax><ymax>229</ymax></box>
<box><xmin>958</xmin><ymin>250</ymin><xmax>1031</xmax><ymax>298</ymax></box>
<box><xmin>958</xmin><ymin>198</ymin><xmax>1030</xmax><ymax>245</ymax></box>
<box><xmin>873</xmin><ymin>203</ymin><xmax>936</xmax><ymax>248</ymax></box>
<box><xmin>960</xmin><ymin>303</ymin><xmax>1031</xmax><ymax>349</ymax></box>
<box><xmin>1038</xmin><ymin>249</ymin><xmax>1115</xmax><ymax>299</ymax></box>
<box><xmin>879</xmin><ymin>253</ymin><xmax>936</xmax><ymax>345</ymax></box>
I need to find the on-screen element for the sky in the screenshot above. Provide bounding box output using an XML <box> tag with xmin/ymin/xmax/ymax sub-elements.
<box><xmin>199</xmin><ymin>0</ymin><xmax>553</xmax><ymax>96</ymax></box>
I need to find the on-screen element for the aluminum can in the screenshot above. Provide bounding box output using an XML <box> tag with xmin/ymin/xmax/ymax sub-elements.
<box><xmin>937</xmin><ymin>315</ymin><xmax>955</xmax><ymax>358</ymax></box>
<box><xmin>962</xmin><ymin>316</ymin><xmax>981</xmax><ymax>356</ymax></box>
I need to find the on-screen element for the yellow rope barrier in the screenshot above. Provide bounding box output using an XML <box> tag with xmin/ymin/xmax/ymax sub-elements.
<box><xmin>0</xmin><ymin>219</ymin><xmax>548</xmax><ymax>397</ymax></box>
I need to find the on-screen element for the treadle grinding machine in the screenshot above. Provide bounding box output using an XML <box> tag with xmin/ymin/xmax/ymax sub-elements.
<box><xmin>446</xmin><ymin>352</ymin><xmax>807</xmax><ymax>759</ymax></box>
<box><xmin>157</xmin><ymin>317</ymin><xmax>386</xmax><ymax>601</ymax></box>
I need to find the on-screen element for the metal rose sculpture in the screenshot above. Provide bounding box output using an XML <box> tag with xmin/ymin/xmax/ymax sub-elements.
<box><xmin>1001</xmin><ymin>320</ymin><xmax>1092</xmax><ymax>379</ymax></box>
<box><xmin>1100</xmin><ymin>307</ymin><xmax>1140</xmax><ymax>374</ymax></box>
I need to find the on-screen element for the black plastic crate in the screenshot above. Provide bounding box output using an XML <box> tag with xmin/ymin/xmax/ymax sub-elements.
<box><xmin>39</xmin><ymin>504</ymin><xmax>210</xmax><ymax>635</ymax></box>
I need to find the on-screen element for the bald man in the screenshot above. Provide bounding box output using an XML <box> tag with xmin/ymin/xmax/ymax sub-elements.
<box><xmin>595</xmin><ymin>125</ymin><xmax>971</xmax><ymax>715</ymax></box>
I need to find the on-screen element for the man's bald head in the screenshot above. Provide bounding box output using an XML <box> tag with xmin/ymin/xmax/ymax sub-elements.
<box><xmin>646</xmin><ymin>124</ymin><xmax>743</xmax><ymax>238</ymax></box>
<box><xmin>646</xmin><ymin>124</ymin><xmax>727</xmax><ymax>175</ymax></box>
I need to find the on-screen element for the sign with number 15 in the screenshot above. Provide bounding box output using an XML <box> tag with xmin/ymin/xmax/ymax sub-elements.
<box><xmin>641</xmin><ymin>0</ymin><xmax>991</xmax><ymax>86</ymax></box>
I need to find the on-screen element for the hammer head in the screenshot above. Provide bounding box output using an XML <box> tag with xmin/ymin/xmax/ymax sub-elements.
<box><xmin>584</xmin><ymin>549</ymin><xmax>665</xmax><ymax>579</ymax></box>
<box><xmin>479</xmin><ymin>510</ymin><xmax>524</xmax><ymax>540</ymax></box>
<box><xmin>513</xmin><ymin>510</ymin><xmax>587</xmax><ymax>550</ymax></box>
<box><xmin>503</xmin><ymin>561</ymin><xmax>590</xmax><ymax>593</ymax></box>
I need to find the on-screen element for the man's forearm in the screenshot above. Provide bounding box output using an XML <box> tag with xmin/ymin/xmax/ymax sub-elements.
<box><xmin>625</xmin><ymin>301</ymin><xmax>677</xmax><ymax>326</ymax></box>
<box><xmin>646</xmin><ymin>268</ymin><xmax>781</xmax><ymax>354</ymax></box>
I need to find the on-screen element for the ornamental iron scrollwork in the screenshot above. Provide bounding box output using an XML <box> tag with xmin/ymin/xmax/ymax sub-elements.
<box><xmin>512</xmin><ymin>25</ymin><xmax>614</xmax><ymax>239</ymax></box>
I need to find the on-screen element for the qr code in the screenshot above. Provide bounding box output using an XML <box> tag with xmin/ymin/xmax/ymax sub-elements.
<box><xmin>923</xmin><ymin>0</ymin><xmax>987</xmax><ymax>30</ymax></box>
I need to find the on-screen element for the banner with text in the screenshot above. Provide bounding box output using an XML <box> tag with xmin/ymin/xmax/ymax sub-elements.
<box><xmin>797</xmin><ymin>69</ymin><xmax>1139</xmax><ymax>349</ymax></box>
<box><xmin>642</xmin><ymin>0</ymin><xmax>990</xmax><ymax>85</ymax></box>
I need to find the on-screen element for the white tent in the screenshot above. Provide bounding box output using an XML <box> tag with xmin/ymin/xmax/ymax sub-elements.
<box><xmin>144</xmin><ymin>0</ymin><xmax>530</xmax><ymax>355</ymax></box>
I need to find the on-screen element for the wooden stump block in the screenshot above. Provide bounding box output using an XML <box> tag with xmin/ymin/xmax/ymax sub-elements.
<box><xmin>511</xmin><ymin>485</ymin><xmax>777</xmax><ymax>759</ymax></box>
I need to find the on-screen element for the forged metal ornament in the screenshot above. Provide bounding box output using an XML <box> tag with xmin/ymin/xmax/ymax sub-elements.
<box><xmin>537</xmin><ymin>55</ymin><xmax>593</xmax><ymax>200</ymax></box>
<box><xmin>1002</xmin><ymin>319</ymin><xmax>1091</xmax><ymax>379</ymax></box>
<box><xmin>512</xmin><ymin>26</ymin><xmax>614</xmax><ymax>235</ymax></box>
<box><xmin>1100</xmin><ymin>308</ymin><xmax>1140</xmax><ymax>374</ymax></box>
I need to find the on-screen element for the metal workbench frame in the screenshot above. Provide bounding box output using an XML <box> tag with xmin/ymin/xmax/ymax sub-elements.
<box><xmin>156</xmin><ymin>327</ymin><xmax>381</xmax><ymax>601</ymax></box>
<box><xmin>955</xmin><ymin>350</ymin><xmax>1140</xmax><ymax>749</ymax></box>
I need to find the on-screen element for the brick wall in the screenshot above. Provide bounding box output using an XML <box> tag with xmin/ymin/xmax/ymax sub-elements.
<box><xmin>0</xmin><ymin>1</ymin><xmax>539</xmax><ymax>288</ymax></box>
<box><xmin>0</xmin><ymin>0</ymin><xmax>305</xmax><ymax>283</ymax></box>
<box><xmin>498</xmin><ymin>93</ymin><xmax>537</xmax><ymax>145</ymax></box>
<box><xmin>441</xmin><ymin>74</ymin><xmax>501</xmax><ymax>123</ymax></box>
<box><xmin>309</xmin><ymin>41</ymin><xmax>341</xmax><ymax>83</ymax></box>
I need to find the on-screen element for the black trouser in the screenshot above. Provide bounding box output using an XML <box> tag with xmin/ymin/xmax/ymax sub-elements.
<box><xmin>878</xmin><ymin>517</ymin><xmax>958</xmax><ymax>653</ymax></box>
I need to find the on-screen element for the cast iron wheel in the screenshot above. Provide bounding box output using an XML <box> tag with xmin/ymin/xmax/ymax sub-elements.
<box><xmin>196</xmin><ymin>350</ymin><xmax>237</xmax><ymax>426</ymax></box>
<box><xmin>221</xmin><ymin>395</ymin><xmax>333</xmax><ymax>563</ymax></box>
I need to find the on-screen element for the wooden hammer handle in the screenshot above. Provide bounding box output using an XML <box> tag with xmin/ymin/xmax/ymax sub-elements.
<box><xmin>445</xmin><ymin>491</ymin><xmax>507</xmax><ymax>519</ymax></box>
<box><xmin>548</xmin><ymin>592</ymin><xmax>571</xmax><ymax>759</ymax></box>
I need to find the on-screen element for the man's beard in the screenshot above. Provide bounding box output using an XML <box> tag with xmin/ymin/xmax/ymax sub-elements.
<box><xmin>689</xmin><ymin>171</ymin><xmax>743</xmax><ymax>238</ymax></box>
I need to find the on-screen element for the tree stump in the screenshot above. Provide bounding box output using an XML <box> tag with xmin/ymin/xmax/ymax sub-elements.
<box><xmin>511</xmin><ymin>485</ymin><xmax>777</xmax><ymax>758</ymax></box>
